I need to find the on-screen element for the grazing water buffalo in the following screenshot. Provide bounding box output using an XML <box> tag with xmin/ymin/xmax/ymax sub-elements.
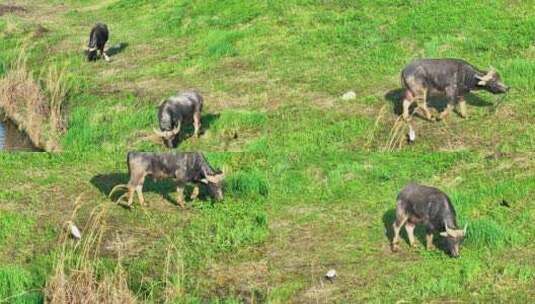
<box><xmin>87</xmin><ymin>23</ymin><xmax>109</xmax><ymax>61</ymax></box>
<box><xmin>109</xmin><ymin>151</ymin><xmax>224</xmax><ymax>208</ymax></box>
<box><xmin>392</xmin><ymin>183</ymin><xmax>467</xmax><ymax>257</ymax></box>
<box><xmin>401</xmin><ymin>59</ymin><xmax>509</xmax><ymax>121</ymax></box>
<box><xmin>154</xmin><ymin>91</ymin><xmax>203</xmax><ymax>148</ymax></box>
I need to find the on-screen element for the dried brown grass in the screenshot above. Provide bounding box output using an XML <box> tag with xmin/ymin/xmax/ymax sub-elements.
<box><xmin>0</xmin><ymin>51</ymin><xmax>69</xmax><ymax>151</ymax></box>
<box><xmin>42</xmin><ymin>64</ymin><xmax>69</xmax><ymax>134</ymax></box>
<box><xmin>382</xmin><ymin>116</ymin><xmax>410</xmax><ymax>152</ymax></box>
<box><xmin>44</xmin><ymin>196</ymin><xmax>188</xmax><ymax>303</ymax></box>
<box><xmin>44</xmin><ymin>196</ymin><xmax>137</xmax><ymax>304</ymax></box>
<box><xmin>364</xmin><ymin>104</ymin><xmax>388</xmax><ymax>150</ymax></box>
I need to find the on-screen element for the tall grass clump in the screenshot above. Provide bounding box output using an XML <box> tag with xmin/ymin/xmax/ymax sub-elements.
<box><xmin>41</xmin><ymin>64</ymin><xmax>72</xmax><ymax>134</ymax></box>
<box><xmin>0</xmin><ymin>51</ymin><xmax>71</xmax><ymax>151</ymax></box>
<box><xmin>226</xmin><ymin>170</ymin><xmax>269</xmax><ymax>198</ymax></box>
<box><xmin>44</xmin><ymin>197</ymin><xmax>136</xmax><ymax>304</ymax></box>
<box><xmin>466</xmin><ymin>218</ymin><xmax>522</xmax><ymax>249</ymax></box>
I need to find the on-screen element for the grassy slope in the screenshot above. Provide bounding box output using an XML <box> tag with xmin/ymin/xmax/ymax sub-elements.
<box><xmin>0</xmin><ymin>0</ymin><xmax>534</xmax><ymax>302</ymax></box>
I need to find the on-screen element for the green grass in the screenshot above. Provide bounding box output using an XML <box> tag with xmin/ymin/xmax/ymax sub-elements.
<box><xmin>0</xmin><ymin>265</ymin><xmax>42</xmax><ymax>304</ymax></box>
<box><xmin>0</xmin><ymin>0</ymin><xmax>534</xmax><ymax>302</ymax></box>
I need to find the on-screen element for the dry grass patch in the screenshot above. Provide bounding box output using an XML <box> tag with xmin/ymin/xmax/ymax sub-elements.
<box><xmin>44</xmin><ymin>197</ymin><xmax>137</xmax><ymax>304</ymax></box>
<box><xmin>0</xmin><ymin>53</ymin><xmax>70</xmax><ymax>151</ymax></box>
<box><xmin>0</xmin><ymin>4</ymin><xmax>26</xmax><ymax>16</ymax></box>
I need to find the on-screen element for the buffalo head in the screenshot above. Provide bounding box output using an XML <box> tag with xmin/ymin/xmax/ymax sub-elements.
<box><xmin>476</xmin><ymin>68</ymin><xmax>509</xmax><ymax>94</ymax></box>
<box><xmin>440</xmin><ymin>222</ymin><xmax>467</xmax><ymax>257</ymax></box>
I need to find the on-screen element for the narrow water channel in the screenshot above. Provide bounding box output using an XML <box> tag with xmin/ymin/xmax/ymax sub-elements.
<box><xmin>0</xmin><ymin>118</ymin><xmax>39</xmax><ymax>151</ymax></box>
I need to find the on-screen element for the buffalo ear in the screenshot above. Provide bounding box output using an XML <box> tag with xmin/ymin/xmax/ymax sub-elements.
<box><xmin>440</xmin><ymin>231</ymin><xmax>449</xmax><ymax>237</ymax></box>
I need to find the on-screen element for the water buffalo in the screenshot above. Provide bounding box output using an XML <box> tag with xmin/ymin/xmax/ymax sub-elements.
<box><xmin>87</xmin><ymin>23</ymin><xmax>109</xmax><ymax>61</ymax></box>
<box><xmin>392</xmin><ymin>183</ymin><xmax>467</xmax><ymax>257</ymax></box>
<box><xmin>401</xmin><ymin>59</ymin><xmax>509</xmax><ymax>121</ymax></box>
<box><xmin>154</xmin><ymin>91</ymin><xmax>203</xmax><ymax>148</ymax></box>
<box><xmin>109</xmin><ymin>151</ymin><xmax>224</xmax><ymax>208</ymax></box>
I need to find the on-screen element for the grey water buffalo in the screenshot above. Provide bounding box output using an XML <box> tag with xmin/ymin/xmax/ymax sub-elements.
<box><xmin>109</xmin><ymin>151</ymin><xmax>224</xmax><ymax>208</ymax></box>
<box><xmin>401</xmin><ymin>59</ymin><xmax>509</xmax><ymax>121</ymax></box>
<box><xmin>392</xmin><ymin>183</ymin><xmax>467</xmax><ymax>257</ymax></box>
<box><xmin>87</xmin><ymin>23</ymin><xmax>109</xmax><ymax>61</ymax></box>
<box><xmin>154</xmin><ymin>91</ymin><xmax>203</xmax><ymax>148</ymax></box>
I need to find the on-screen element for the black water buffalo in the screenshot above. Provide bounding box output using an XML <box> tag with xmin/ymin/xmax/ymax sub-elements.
<box><xmin>87</xmin><ymin>23</ymin><xmax>109</xmax><ymax>61</ymax></box>
<box><xmin>401</xmin><ymin>59</ymin><xmax>509</xmax><ymax>121</ymax></box>
<box><xmin>109</xmin><ymin>151</ymin><xmax>224</xmax><ymax>208</ymax></box>
<box><xmin>154</xmin><ymin>91</ymin><xmax>203</xmax><ymax>148</ymax></box>
<box><xmin>392</xmin><ymin>183</ymin><xmax>467</xmax><ymax>257</ymax></box>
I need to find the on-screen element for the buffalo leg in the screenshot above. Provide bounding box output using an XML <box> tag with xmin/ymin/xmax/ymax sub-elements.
<box><xmin>405</xmin><ymin>222</ymin><xmax>416</xmax><ymax>247</ymax></box>
<box><xmin>458</xmin><ymin>97</ymin><xmax>467</xmax><ymax>118</ymax></box>
<box><xmin>426</xmin><ymin>233</ymin><xmax>435</xmax><ymax>250</ymax></box>
<box><xmin>125</xmin><ymin>171</ymin><xmax>145</xmax><ymax>207</ymax></box>
<box><xmin>176</xmin><ymin>183</ymin><xmax>186</xmax><ymax>208</ymax></box>
<box><xmin>417</xmin><ymin>89</ymin><xmax>433</xmax><ymax>121</ymax></box>
<box><xmin>402</xmin><ymin>90</ymin><xmax>415</xmax><ymax>121</ymax></box>
<box><xmin>101</xmin><ymin>48</ymin><xmax>110</xmax><ymax>62</ymax></box>
<box><xmin>126</xmin><ymin>187</ymin><xmax>136</xmax><ymax>206</ymax></box>
<box><xmin>439</xmin><ymin>88</ymin><xmax>456</xmax><ymax>120</ymax></box>
<box><xmin>190</xmin><ymin>185</ymin><xmax>199</xmax><ymax>200</ymax></box>
<box><xmin>134</xmin><ymin>173</ymin><xmax>146</xmax><ymax>206</ymax></box>
<box><xmin>193</xmin><ymin>112</ymin><xmax>201</xmax><ymax>138</ymax></box>
<box><xmin>392</xmin><ymin>207</ymin><xmax>408</xmax><ymax>251</ymax></box>
<box><xmin>135</xmin><ymin>186</ymin><xmax>145</xmax><ymax>206</ymax></box>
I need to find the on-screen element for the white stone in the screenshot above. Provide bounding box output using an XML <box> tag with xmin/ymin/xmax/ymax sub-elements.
<box><xmin>325</xmin><ymin>269</ymin><xmax>337</xmax><ymax>280</ymax></box>
<box><xmin>342</xmin><ymin>91</ymin><xmax>357</xmax><ymax>101</ymax></box>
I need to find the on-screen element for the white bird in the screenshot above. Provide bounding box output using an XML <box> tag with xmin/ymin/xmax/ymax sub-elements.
<box><xmin>66</xmin><ymin>221</ymin><xmax>81</xmax><ymax>240</ymax></box>
<box><xmin>408</xmin><ymin>126</ymin><xmax>416</xmax><ymax>143</ymax></box>
<box><xmin>325</xmin><ymin>269</ymin><xmax>337</xmax><ymax>282</ymax></box>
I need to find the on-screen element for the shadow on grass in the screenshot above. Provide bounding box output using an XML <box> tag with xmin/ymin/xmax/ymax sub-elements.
<box><xmin>90</xmin><ymin>173</ymin><xmax>213</xmax><ymax>207</ymax></box>
<box><xmin>172</xmin><ymin>113</ymin><xmax>220</xmax><ymax>148</ymax></box>
<box><xmin>382</xmin><ymin>209</ymin><xmax>397</xmax><ymax>243</ymax></box>
<box><xmin>384</xmin><ymin>88</ymin><xmax>493</xmax><ymax>118</ymax></box>
<box><xmin>107</xmin><ymin>42</ymin><xmax>128</xmax><ymax>57</ymax></box>
<box><xmin>383</xmin><ymin>208</ymin><xmax>449</xmax><ymax>255</ymax></box>
<box><xmin>384</xmin><ymin>89</ymin><xmax>405</xmax><ymax>116</ymax></box>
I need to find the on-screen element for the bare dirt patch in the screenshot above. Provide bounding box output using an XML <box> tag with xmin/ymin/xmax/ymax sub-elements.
<box><xmin>0</xmin><ymin>4</ymin><xmax>26</xmax><ymax>16</ymax></box>
<box><xmin>33</xmin><ymin>24</ymin><xmax>49</xmax><ymax>38</ymax></box>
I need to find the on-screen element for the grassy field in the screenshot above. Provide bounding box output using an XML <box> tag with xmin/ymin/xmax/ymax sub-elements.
<box><xmin>0</xmin><ymin>0</ymin><xmax>534</xmax><ymax>302</ymax></box>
